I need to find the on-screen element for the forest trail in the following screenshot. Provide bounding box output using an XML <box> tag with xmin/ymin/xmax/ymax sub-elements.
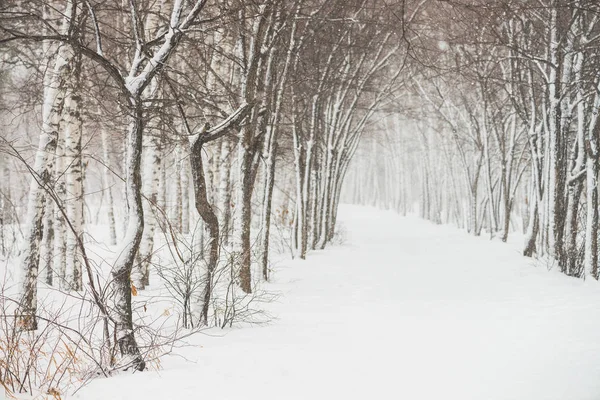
<box><xmin>76</xmin><ymin>205</ymin><xmax>600</xmax><ymax>400</ymax></box>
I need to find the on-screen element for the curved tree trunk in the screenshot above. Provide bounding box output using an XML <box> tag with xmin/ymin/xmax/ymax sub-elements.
<box><xmin>190</xmin><ymin>138</ymin><xmax>220</xmax><ymax>326</ymax></box>
<box><xmin>111</xmin><ymin>104</ymin><xmax>146</xmax><ymax>371</ymax></box>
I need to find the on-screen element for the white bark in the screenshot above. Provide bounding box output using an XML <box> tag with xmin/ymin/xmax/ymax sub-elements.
<box><xmin>64</xmin><ymin>55</ymin><xmax>84</xmax><ymax>291</ymax></box>
<box><xmin>100</xmin><ymin>121</ymin><xmax>118</xmax><ymax>245</ymax></box>
<box><xmin>217</xmin><ymin>138</ymin><xmax>232</xmax><ymax>245</ymax></box>
<box><xmin>19</xmin><ymin>0</ymin><xmax>76</xmax><ymax>328</ymax></box>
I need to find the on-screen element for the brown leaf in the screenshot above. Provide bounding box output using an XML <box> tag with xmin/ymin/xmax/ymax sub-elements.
<box><xmin>48</xmin><ymin>387</ymin><xmax>62</xmax><ymax>400</ymax></box>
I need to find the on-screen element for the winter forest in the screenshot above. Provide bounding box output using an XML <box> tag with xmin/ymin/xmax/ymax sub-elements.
<box><xmin>2</xmin><ymin>0</ymin><xmax>600</xmax><ymax>398</ymax></box>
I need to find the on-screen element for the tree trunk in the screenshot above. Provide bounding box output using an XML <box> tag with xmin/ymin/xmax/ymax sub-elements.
<box><xmin>64</xmin><ymin>53</ymin><xmax>84</xmax><ymax>292</ymax></box>
<box><xmin>190</xmin><ymin>137</ymin><xmax>220</xmax><ymax>326</ymax></box>
<box><xmin>54</xmin><ymin>136</ymin><xmax>67</xmax><ymax>290</ymax></box>
<box><xmin>18</xmin><ymin>9</ymin><xmax>75</xmax><ymax>326</ymax></box>
<box><xmin>585</xmin><ymin>152</ymin><xmax>599</xmax><ymax>279</ymax></box>
<box><xmin>260</xmin><ymin>134</ymin><xmax>277</xmax><ymax>281</ymax></box>
<box><xmin>110</xmin><ymin>104</ymin><xmax>146</xmax><ymax>371</ymax></box>
<box><xmin>524</xmin><ymin>177</ymin><xmax>540</xmax><ymax>258</ymax></box>
<box><xmin>101</xmin><ymin>121</ymin><xmax>118</xmax><ymax>245</ymax></box>
<box><xmin>134</xmin><ymin>134</ymin><xmax>161</xmax><ymax>290</ymax></box>
<box><xmin>217</xmin><ymin>138</ymin><xmax>233</xmax><ymax>246</ymax></box>
<box><xmin>41</xmin><ymin>194</ymin><xmax>54</xmax><ymax>286</ymax></box>
<box><xmin>564</xmin><ymin>180</ymin><xmax>583</xmax><ymax>276</ymax></box>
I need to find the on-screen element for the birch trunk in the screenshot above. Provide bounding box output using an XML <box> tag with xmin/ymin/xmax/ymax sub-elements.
<box><xmin>19</xmin><ymin>3</ymin><xmax>75</xmax><ymax>327</ymax></box>
<box><xmin>584</xmin><ymin>147</ymin><xmax>599</xmax><ymax>279</ymax></box>
<box><xmin>585</xmin><ymin>96</ymin><xmax>600</xmax><ymax>278</ymax></box>
<box><xmin>100</xmin><ymin>121</ymin><xmax>117</xmax><ymax>245</ymax></box>
<box><xmin>217</xmin><ymin>138</ymin><xmax>232</xmax><ymax>246</ymax></box>
<box><xmin>41</xmin><ymin>194</ymin><xmax>54</xmax><ymax>286</ymax></box>
<box><xmin>259</xmin><ymin>11</ymin><xmax>298</xmax><ymax>277</ymax></box>
<box><xmin>111</xmin><ymin>105</ymin><xmax>145</xmax><ymax>371</ymax></box>
<box><xmin>64</xmin><ymin>52</ymin><xmax>84</xmax><ymax>291</ymax></box>
<box><xmin>181</xmin><ymin>140</ymin><xmax>190</xmax><ymax>235</ymax></box>
<box><xmin>134</xmin><ymin>133</ymin><xmax>161</xmax><ymax>290</ymax></box>
<box><xmin>54</xmin><ymin>137</ymin><xmax>67</xmax><ymax>290</ymax></box>
<box><xmin>190</xmin><ymin>137</ymin><xmax>220</xmax><ymax>326</ymax></box>
<box><xmin>175</xmin><ymin>142</ymin><xmax>183</xmax><ymax>232</ymax></box>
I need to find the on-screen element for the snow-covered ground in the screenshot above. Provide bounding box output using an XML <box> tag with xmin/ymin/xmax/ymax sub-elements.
<box><xmin>74</xmin><ymin>205</ymin><xmax>600</xmax><ymax>400</ymax></box>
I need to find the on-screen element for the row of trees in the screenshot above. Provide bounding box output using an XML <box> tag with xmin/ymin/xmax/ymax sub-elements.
<box><xmin>346</xmin><ymin>0</ymin><xmax>600</xmax><ymax>279</ymax></box>
<box><xmin>0</xmin><ymin>0</ymin><xmax>411</xmax><ymax>391</ymax></box>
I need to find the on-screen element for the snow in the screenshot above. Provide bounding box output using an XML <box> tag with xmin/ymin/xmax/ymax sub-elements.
<box><xmin>73</xmin><ymin>205</ymin><xmax>600</xmax><ymax>400</ymax></box>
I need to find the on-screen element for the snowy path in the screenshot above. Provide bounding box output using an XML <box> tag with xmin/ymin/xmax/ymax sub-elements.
<box><xmin>77</xmin><ymin>206</ymin><xmax>600</xmax><ymax>400</ymax></box>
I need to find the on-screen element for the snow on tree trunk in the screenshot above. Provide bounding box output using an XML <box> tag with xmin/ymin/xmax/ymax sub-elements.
<box><xmin>233</xmin><ymin>4</ymin><xmax>271</xmax><ymax>294</ymax></box>
<box><xmin>564</xmin><ymin>61</ymin><xmax>586</xmax><ymax>276</ymax></box>
<box><xmin>257</xmin><ymin>45</ymin><xmax>281</xmax><ymax>279</ymax></box>
<box><xmin>134</xmin><ymin>77</ymin><xmax>162</xmax><ymax>290</ymax></box>
<box><xmin>585</xmin><ymin>95</ymin><xmax>600</xmax><ymax>279</ymax></box>
<box><xmin>309</xmin><ymin>150</ymin><xmax>320</xmax><ymax>250</ymax></box>
<box><xmin>584</xmin><ymin>147</ymin><xmax>599</xmax><ymax>279</ymax></box>
<box><xmin>111</xmin><ymin>107</ymin><xmax>146</xmax><ymax>371</ymax></box>
<box><xmin>291</xmin><ymin>117</ymin><xmax>305</xmax><ymax>259</ymax></box>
